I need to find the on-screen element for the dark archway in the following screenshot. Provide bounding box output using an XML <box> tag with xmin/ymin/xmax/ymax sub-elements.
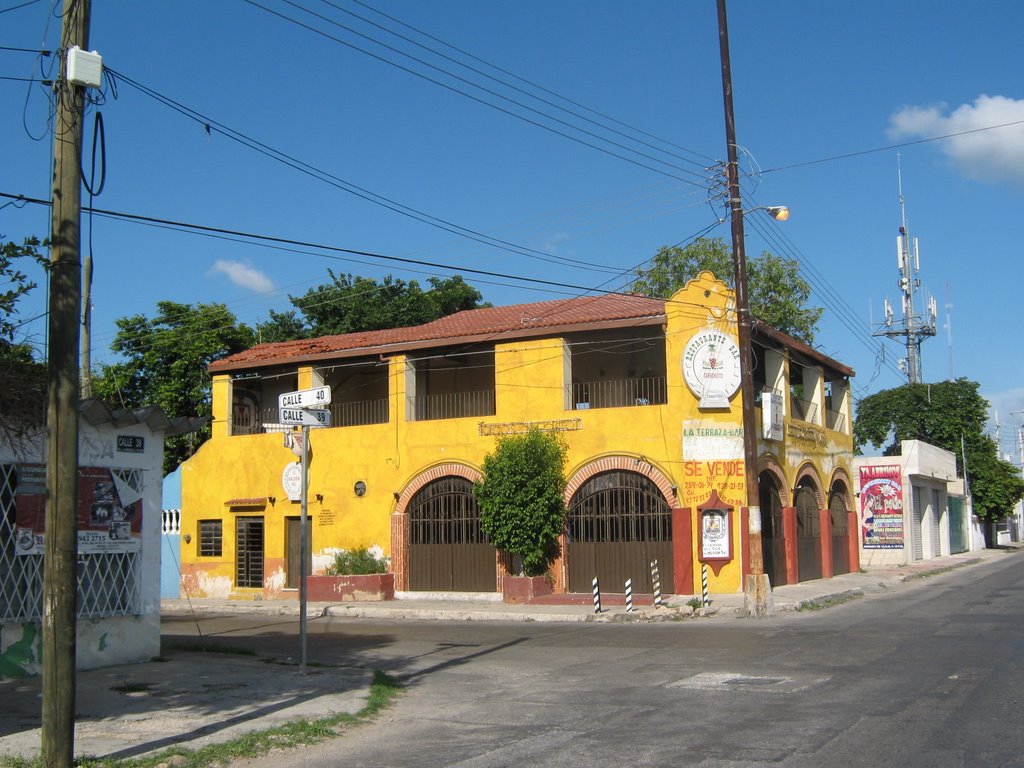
<box><xmin>759</xmin><ymin>470</ymin><xmax>787</xmax><ymax>587</ymax></box>
<box><xmin>829</xmin><ymin>481</ymin><xmax>851</xmax><ymax>575</ymax></box>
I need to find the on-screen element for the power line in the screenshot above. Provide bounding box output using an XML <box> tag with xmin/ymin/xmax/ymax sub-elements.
<box><xmin>106</xmin><ymin>67</ymin><xmax>628</xmax><ymax>276</ymax></box>
<box><xmin>760</xmin><ymin>119</ymin><xmax>1024</xmax><ymax>175</ymax></box>
<box><xmin>317</xmin><ymin>0</ymin><xmax>714</xmax><ymax>170</ymax></box>
<box><xmin>241</xmin><ymin>0</ymin><xmax>712</xmax><ymax>186</ymax></box>
<box><xmin>347</xmin><ymin>0</ymin><xmax>718</xmax><ymax>166</ymax></box>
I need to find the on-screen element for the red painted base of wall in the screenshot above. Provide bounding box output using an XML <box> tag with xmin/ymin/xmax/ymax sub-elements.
<box><xmin>502</xmin><ymin>575</ymin><xmax>554</xmax><ymax>604</ymax></box>
<box><xmin>306</xmin><ymin>573</ymin><xmax>395</xmax><ymax>602</ymax></box>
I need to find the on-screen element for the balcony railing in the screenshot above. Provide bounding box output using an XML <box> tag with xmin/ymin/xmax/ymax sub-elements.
<box><xmin>569</xmin><ymin>376</ymin><xmax>667</xmax><ymax>411</ymax></box>
<box><xmin>790</xmin><ymin>397</ymin><xmax>819</xmax><ymax>424</ymax></box>
<box><xmin>330</xmin><ymin>398</ymin><xmax>389</xmax><ymax>427</ymax></box>
<box><xmin>410</xmin><ymin>390</ymin><xmax>495</xmax><ymax>421</ymax></box>
<box><xmin>825</xmin><ymin>408</ymin><xmax>846</xmax><ymax>433</ymax></box>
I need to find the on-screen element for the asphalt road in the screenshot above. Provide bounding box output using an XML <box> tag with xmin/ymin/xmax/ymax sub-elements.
<box><xmin>165</xmin><ymin>554</ymin><xmax>1024</xmax><ymax>768</ymax></box>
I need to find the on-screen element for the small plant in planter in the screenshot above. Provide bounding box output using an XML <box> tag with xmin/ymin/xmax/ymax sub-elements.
<box><xmin>309</xmin><ymin>546</ymin><xmax>394</xmax><ymax>601</ymax></box>
<box><xmin>474</xmin><ymin>427</ymin><xmax>568</xmax><ymax>581</ymax></box>
<box><xmin>325</xmin><ymin>546</ymin><xmax>388</xmax><ymax>576</ymax></box>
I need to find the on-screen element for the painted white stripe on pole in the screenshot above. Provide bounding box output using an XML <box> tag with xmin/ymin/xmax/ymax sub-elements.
<box><xmin>701</xmin><ymin>562</ymin><xmax>710</xmax><ymax>607</ymax></box>
<box><xmin>625</xmin><ymin>578</ymin><xmax>634</xmax><ymax>613</ymax></box>
<box><xmin>592</xmin><ymin>576</ymin><xmax>602</xmax><ymax>614</ymax></box>
<box><xmin>650</xmin><ymin>559</ymin><xmax>663</xmax><ymax>608</ymax></box>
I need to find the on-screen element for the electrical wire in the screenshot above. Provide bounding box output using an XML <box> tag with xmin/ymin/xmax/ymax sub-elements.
<box><xmin>105</xmin><ymin>67</ymin><xmax>629</xmax><ymax>276</ymax></box>
<box><xmin>317</xmin><ymin>0</ymin><xmax>714</xmax><ymax>170</ymax></box>
<box><xmin>242</xmin><ymin>0</ymin><xmax>712</xmax><ymax>186</ymax></box>
<box><xmin>347</xmin><ymin>0</ymin><xmax>718</xmax><ymax>167</ymax></box>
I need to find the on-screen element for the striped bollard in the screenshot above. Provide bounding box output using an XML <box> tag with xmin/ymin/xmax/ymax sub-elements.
<box><xmin>650</xmin><ymin>560</ymin><xmax>663</xmax><ymax>608</ymax></box>
<box><xmin>592</xmin><ymin>576</ymin><xmax>602</xmax><ymax>614</ymax></box>
<box><xmin>701</xmin><ymin>562</ymin><xmax>710</xmax><ymax>607</ymax></box>
<box><xmin>625</xmin><ymin>578</ymin><xmax>634</xmax><ymax>612</ymax></box>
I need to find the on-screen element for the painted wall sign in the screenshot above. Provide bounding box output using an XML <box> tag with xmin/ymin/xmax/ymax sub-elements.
<box><xmin>682</xmin><ymin>420</ymin><xmax>744</xmax><ymax>461</ymax></box>
<box><xmin>682</xmin><ymin>330</ymin><xmax>741</xmax><ymax>409</ymax></box>
<box><xmin>859</xmin><ymin>465</ymin><xmax>905</xmax><ymax>549</ymax></box>
<box><xmin>117</xmin><ymin>434</ymin><xmax>145</xmax><ymax>453</ymax></box>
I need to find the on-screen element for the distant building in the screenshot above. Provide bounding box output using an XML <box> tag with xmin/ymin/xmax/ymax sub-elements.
<box><xmin>180</xmin><ymin>272</ymin><xmax>857</xmax><ymax>600</ymax></box>
<box><xmin>854</xmin><ymin>439</ymin><xmax>975</xmax><ymax>567</ymax></box>
<box><xmin>0</xmin><ymin>401</ymin><xmax>204</xmax><ymax>676</ymax></box>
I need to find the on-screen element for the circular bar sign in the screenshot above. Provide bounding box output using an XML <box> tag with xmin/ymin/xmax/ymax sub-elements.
<box><xmin>682</xmin><ymin>330</ymin><xmax>741</xmax><ymax>410</ymax></box>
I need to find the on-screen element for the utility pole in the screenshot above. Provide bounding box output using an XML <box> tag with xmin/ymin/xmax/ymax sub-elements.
<box><xmin>716</xmin><ymin>0</ymin><xmax>772</xmax><ymax>617</ymax></box>
<box><xmin>43</xmin><ymin>1</ymin><xmax>91</xmax><ymax>765</ymax></box>
<box><xmin>874</xmin><ymin>158</ymin><xmax>937</xmax><ymax>383</ymax></box>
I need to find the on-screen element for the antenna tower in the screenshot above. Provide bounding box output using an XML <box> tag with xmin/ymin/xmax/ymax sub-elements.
<box><xmin>873</xmin><ymin>157</ymin><xmax>937</xmax><ymax>383</ymax></box>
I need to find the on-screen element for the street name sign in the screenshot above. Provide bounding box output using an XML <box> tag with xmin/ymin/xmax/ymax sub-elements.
<box><xmin>279</xmin><ymin>408</ymin><xmax>331</xmax><ymax>427</ymax></box>
<box><xmin>278</xmin><ymin>386</ymin><xmax>332</xmax><ymax>409</ymax></box>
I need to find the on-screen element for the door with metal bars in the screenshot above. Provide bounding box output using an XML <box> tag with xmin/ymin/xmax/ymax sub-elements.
<box><xmin>795</xmin><ymin>480</ymin><xmax>822</xmax><ymax>582</ymax></box>
<box><xmin>408</xmin><ymin>476</ymin><xmax>496</xmax><ymax>592</ymax></box>
<box><xmin>235</xmin><ymin>516</ymin><xmax>264</xmax><ymax>589</ymax></box>
<box><xmin>567</xmin><ymin>470</ymin><xmax>673</xmax><ymax>594</ymax></box>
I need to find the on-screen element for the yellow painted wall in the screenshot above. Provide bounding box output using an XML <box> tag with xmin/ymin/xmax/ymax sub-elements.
<box><xmin>181</xmin><ymin>272</ymin><xmax>852</xmax><ymax>597</ymax></box>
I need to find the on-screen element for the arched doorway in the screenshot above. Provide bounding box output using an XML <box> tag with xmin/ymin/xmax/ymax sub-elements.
<box><xmin>408</xmin><ymin>476</ymin><xmax>496</xmax><ymax>591</ymax></box>
<box><xmin>759</xmin><ymin>470</ymin><xmax>787</xmax><ymax>587</ymax></box>
<box><xmin>567</xmin><ymin>470</ymin><xmax>672</xmax><ymax>593</ymax></box>
<box><xmin>795</xmin><ymin>477</ymin><xmax>822</xmax><ymax>582</ymax></box>
<box><xmin>828</xmin><ymin>481</ymin><xmax>851</xmax><ymax>575</ymax></box>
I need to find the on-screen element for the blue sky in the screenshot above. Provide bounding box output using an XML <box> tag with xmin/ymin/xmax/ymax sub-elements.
<box><xmin>2</xmin><ymin>1</ymin><xmax>1023</xmax><ymax>461</ymax></box>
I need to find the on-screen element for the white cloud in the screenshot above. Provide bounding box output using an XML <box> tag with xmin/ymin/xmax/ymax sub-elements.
<box><xmin>208</xmin><ymin>259</ymin><xmax>275</xmax><ymax>293</ymax></box>
<box><xmin>889</xmin><ymin>95</ymin><xmax>1024</xmax><ymax>185</ymax></box>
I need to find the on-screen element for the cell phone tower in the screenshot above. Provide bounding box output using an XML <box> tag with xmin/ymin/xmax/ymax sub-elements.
<box><xmin>873</xmin><ymin>157</ymin><xmax>937</xmax><ymax>384</ymax></box>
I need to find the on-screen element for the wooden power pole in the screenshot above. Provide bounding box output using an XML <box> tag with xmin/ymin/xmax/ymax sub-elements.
<box><xmin>43</xmin><ymin>0</ymin><xmax>91</xmax><ymax>765</ymax></box>
<box><xmin>716</xmin><ymin>0</ymin><xmax>773</xmax><ymax>617</ymax></box>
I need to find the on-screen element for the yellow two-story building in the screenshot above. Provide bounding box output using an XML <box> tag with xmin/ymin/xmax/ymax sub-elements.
<box><xmin>179</xmin><ymin>272</ymin><xmax>857</xmax><ymax>600</ymax></box>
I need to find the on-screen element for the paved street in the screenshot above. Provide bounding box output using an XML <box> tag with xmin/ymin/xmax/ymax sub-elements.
<box><xmin>165</xmin><ymin>552</ymin><xmax>1024</xmax><ymax>768</ymax></box>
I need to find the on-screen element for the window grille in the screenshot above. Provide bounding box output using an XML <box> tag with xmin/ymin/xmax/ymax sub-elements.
<box><xmin>0</xmin><ymin>463</ymin><xmax>143</xmax><ymax>622</ymax></box>
<box><xmin>199</xmin><ymin>519</ymin><xmax>223</xmax><ymax>557</ymax></box>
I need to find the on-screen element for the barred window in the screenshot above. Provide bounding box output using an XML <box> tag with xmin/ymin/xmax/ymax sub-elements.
<box><xmin>198</xmin><ymin>519</ymin><xmax>223</xmax><ymax>557</ymax></box>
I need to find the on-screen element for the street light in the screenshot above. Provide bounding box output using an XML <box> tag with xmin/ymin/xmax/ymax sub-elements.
<box><xmin>716</xmin><ymin>0</ymin><xmax>775</xmax><ymax>617</ymax></box>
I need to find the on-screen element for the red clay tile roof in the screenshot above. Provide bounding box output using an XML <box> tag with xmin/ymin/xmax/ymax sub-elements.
<box><xmin>210</xmin><ymin>294</ymin><xmax>667</xmax><ymax>372</ymax></box>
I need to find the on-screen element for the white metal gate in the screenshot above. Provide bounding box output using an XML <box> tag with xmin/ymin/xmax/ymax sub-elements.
<box><xmin>911</xmin><ymin>486</ymin><xmax>924</xmax><ymax>561</ymax></box>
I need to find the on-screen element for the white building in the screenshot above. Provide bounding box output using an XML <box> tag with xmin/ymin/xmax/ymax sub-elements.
<box><xmin>0</xmin><ymin>400</ymin><xmax>204</xmax><ymax>676</ymax></box>
<box><xmin>854</xmin><ymin>439</ymin><xmax>975</xmax><ymax>568</ymax></box>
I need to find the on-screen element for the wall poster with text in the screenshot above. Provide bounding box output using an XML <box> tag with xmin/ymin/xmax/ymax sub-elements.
<box><xmin>14</xmin><ymin>464</ymin><xmax>144</xmax><ymax>555</ymax></box>
<box><xmin>859</xmin><ymin>465</ymin><xmax>904</xmax><ymax>549</ymax></box>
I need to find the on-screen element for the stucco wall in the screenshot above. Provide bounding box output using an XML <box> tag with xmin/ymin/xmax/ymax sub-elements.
<box><xmin>181</xmin><ymin>273</ymin><xmax>855</xmax><ymax>598</ymax></box>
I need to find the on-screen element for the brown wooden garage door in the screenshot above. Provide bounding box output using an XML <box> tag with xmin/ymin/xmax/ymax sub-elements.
<box><xmin>567</xmin><ymin>470</ymin><xmax>673</xmax><ymax>594</ymax></box>
<box><xmin>408</xmin><ymin>476</ymin><xmax>496</xmax><ymax>592</ymax></box>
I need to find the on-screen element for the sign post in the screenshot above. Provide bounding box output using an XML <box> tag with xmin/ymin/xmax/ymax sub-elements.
<box><xmin>278</xmin><ymin>386</ymin><xmax>332</xmax><ymax>676</ymax></box>
<box><xmin>299</xmin><ymin>423</ymin><xmax>309</xmax><ymax>676</ymax></box>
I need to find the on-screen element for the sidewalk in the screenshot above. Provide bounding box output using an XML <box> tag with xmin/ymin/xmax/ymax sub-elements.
<box><xmin>0</xmin><ymin>546</ymin><xmax>1017</xmax><ymax>763</ymax></box>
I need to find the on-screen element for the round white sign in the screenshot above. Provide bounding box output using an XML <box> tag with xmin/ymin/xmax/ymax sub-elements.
<box><xmin>282</xmin><ymin>462</ymin><xmax>304</xmax><ymax>502</ymax></box>
<box><xmin>682</xmin><ymin>330</ymin><xmax>742</xmax><ymax>409</ymax></box>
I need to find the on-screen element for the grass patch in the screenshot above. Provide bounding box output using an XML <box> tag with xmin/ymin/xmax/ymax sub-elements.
<box><xmin>0</xmin><ymin>672</ymin><xmax>402</xmax><ymax>768</ymax></box>
<box><xmin>796</xmin><ymin>593</ymin><xmax>863</xmax><ymax>611</ymax></box>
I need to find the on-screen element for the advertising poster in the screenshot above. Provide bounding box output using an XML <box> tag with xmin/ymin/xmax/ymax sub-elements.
<box><xmin>859</xmin><ymin>465</ymin><xmax>904</xmax><ymax>549</ymax></box>
<box><xmin>14</xmin><ymin>464</ymin><xmax>144</xmax><ymax>555</ymax></box>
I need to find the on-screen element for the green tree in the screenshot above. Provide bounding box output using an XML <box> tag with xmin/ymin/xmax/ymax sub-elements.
<box><xmin>631</xmin><ymin>237</ymin><xmax>823</xmax><ymax>344</ymax></box>
<box><xmin>854</xmin><ymin>379</ymin><xmax>1024</xmax><ymax>524</ymax></box>
<box><xmin>93</xmin><ymin>301</ymin><xmax>255</xmax><ymax>473</ymax></box>
<box><xmin>256</xmin><ymin>271</ymin><xmax>488</xmax><ymax>340</ymax></box>
<box><xmin>474</xmin><ymin>428</ymin><xmax>568</xmax><ymax>577</ymax></box>
<box><xmin>0</xmin><ymin>235</ymin><xmax>47</xmax><ymax>429</ymax></box>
